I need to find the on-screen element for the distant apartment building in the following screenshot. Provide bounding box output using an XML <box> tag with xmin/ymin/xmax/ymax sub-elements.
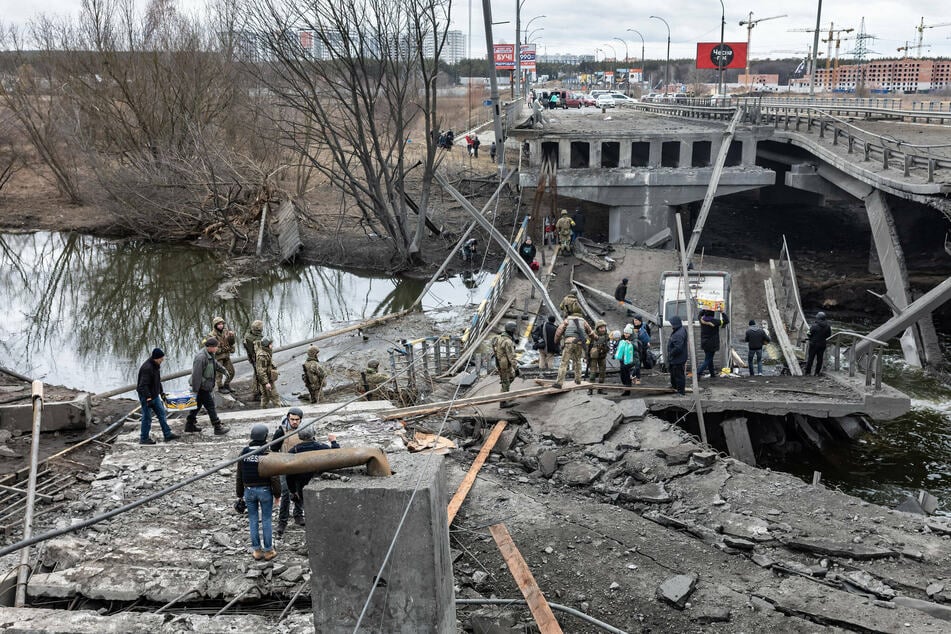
<box><xmin>422</xmin><ymin>30</ymin><xmax>465</xmax><ymax>63</ymax></box>
<box><xmin>794</xmin><ymin>58</ymin><xmax>951</xmax><ymax>93</ymax></box>
<box><xmin>538</xmin><ymin>53</ymin><xmax>596</xmax><ymax>65</ymax></box>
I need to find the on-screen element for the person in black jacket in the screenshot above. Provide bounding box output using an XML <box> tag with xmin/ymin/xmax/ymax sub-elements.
<box><xmin>743</xmin><ymin>319</ymin><xmax>771</xmax><ymax>376</ymax></box>
<box><xmin>518</xmin><ymin>236</ymin><xmax>537</xmax><ymax>266</ymax></box>
<box><xmin>136</xmin><ymin>348</ymin><xmax>178</xmax><ymax>445</ymax></box>
<box><xmin>614</xmin><ymin>278</ymin><xmax>629</xmax><ymax>304</ymax></box>
<box><xmin>237</xmin><ymin>424</ymin><xmax>281</xmax><ymax>561</ymax></box>
<box><xmin>286</xmin><ymin>426</ymin><xmax>341</xmax><ymax>520</ymax></box>
<box><xmin>666</xmin><ymin>316</ymin><xmax>688</xmax><ymax>395</ymax></box>
<box><xmin>697</xmin><ymin>310</ymin><xmax>729</xmax><ymax>378</ymax></box>
<box><xmin>804</xmin><ymin>311</ymin><xmax>833</xmax><ymax>376</ymax></box>
<box><xmin>533</xmin><ymin>315</ymin><xmax>559</xmax><ymax>370</ymax></box>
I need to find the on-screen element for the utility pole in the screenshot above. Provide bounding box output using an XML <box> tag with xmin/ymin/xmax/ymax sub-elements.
<box><xmin>627</xmin><ymin>28</ymin><xmax>646</xmax><ymax>93</ymax></box>
<box><xmin>481</xmin><ymin>0</ymin><xmax>505</xmax><ymax>171</ymax></box>
<box><xmin>810</xmin><ymin>0</ymin><xmax>822</xmax><ymax>97</ymax></box>
<box><xmin>717</xmin><ymin>0</ymin><xmax>725</xmax><ymax>97</ymax></box>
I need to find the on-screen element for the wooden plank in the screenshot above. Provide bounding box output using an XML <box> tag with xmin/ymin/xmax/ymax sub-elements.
<box><xmin>764</xmin><ymin>278</ymin><xmax>803</xmax><ymax>376</ymax></box>
<box><xmin>489</xmin><ymin>523</ymin><xmax>564</xmax><ymax>634</ymax></box>
<box><xmin>447</xmin><ymin>421</ymin><xmax>507</xmax><ymax>525</ymax></box>
<box><xmin>721</xmin><ymin>416</ymin><xmax>755</xmax><ymax>466</ymax></box>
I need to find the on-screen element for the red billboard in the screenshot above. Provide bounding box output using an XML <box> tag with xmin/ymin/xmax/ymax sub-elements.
<box><xmin>696</xmin><ymin>42</ymin><xmax>747</xmax><ymax>70</ymax></box>
<box><xmin>494</xmin><ymin>44</ymin><xmax>515</xmax><ymax>70</ymax></box>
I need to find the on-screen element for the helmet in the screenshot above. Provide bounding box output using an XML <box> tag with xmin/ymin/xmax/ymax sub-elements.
<box><xmin>816</xmin><ymin>311</ymin><xmax>827</xmax><ymax>320</ymax></box>
<box><xmin>566</xmin><ymin>289</ymin><xmax>577</xmax><ymax>297</ymax></box>
<box><xmin>504</xmin><ymin>321</ymin><xmax>517</xmax><ymax>335</ymax></box>
<box><xmin>307</xmin><ymin>345</ymin><xmax>320</xmax><ymax>358</ymax></box>
<box><xmin>298</xmin><ymin>426</ymin><xmax>316</xmax><ymax>441</ymax></box>
<box><xmin>595</xmin><ymin>319</ymin><xmax>607</xmax><ymax>329</ymax></box>
<box><xmin>213</xmin><ymin>316</ymin><xmax>225</xmax><ymax>327</ymax></box>
<box><xmin>250</xmin><ymin>424</ymin><xmax>268</xmax><ymax>441</ymax></box>
<box><xmin>261</xmin><ymin>337</ymin><xmax>273</xmax><ymax>347</ymax></box>
<box><xmin>287</xmin><ymin>407</ymin><xmax>303</xmax><ymax>419</ymax></box>
<box><xmin>560</xmin><ymin>209</ymin><xmax>568</xmax><ymax>215</ymax></box>
<box><xmin>368</xmin><ymin>359</ymin><xmax>380</xmax><ymax>370</ymax></box>
<box><xmin>251</xmin><ymin>319</ymin><xmax>264</xmax><ymax>333</ymax></box>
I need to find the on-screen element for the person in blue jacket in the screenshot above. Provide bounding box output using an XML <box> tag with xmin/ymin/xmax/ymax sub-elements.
<box><xmin>666</xmin><ymin>315</ymin><xmax>688</xmax><ymax>395</ymax></box>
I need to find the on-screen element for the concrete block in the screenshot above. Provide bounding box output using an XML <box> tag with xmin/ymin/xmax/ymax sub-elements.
<box><xmin>616</xmin><ymin>399</ymin><xmax>648</xmax><ymax>420</ymax></box>
<box><xmin>656</xmin><ymin>573</ymin><xmax>698</xmax><ymax>609</ymax></box>
<box><xmin>0</xmin><ymin>394</ymin><xmax>90</xmax><ymax>433</ymax></box>
<box><xmin>558</xmin><ymin>461</ymin><xmax>603</xmax><ymax>485</ymax></box>
<box><xmin>721</xmin><ymin>416</ymin><xmax>755</xmax><ymax>466</ymax></box>
<box><xmin>304</xmin><ymin>453</ymin><xmax>454</xmax><ymax>633</ymax></box>
<box><xmin>644</xmin><ymin>228</ymin><xmax>672</xmax><ymax>248</ymax></box>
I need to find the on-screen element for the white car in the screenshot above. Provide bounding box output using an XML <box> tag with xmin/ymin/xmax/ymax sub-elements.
<box><xmin>596</xmin><ymin>93</ymin><xmax>618</xmax><ymax>108</ymax></box>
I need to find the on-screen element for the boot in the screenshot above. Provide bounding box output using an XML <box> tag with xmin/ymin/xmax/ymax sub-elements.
<box><xmin>184</xmin><ymin>420</ymin><xmax>203</xmax><ymax>433</ymax></box>
<box><xmin>587</xmin><ymin>389</ymin><xmax>594</xmax><ymax>395</ymax></box>
<box><xmin>551</xmin><ymin>381</ymin><xmax>563</xmax><ymax>389</ymax></box>
<box><xmin>276</xmin><ymin>522</ymin><xmax>287</xmax><ymax>538</ymax></box>
<box><xmin>213</xmin><ymin>423</ymin><xmax>230</xmax><ymax>436</ymax></box>
<box><xmin>499</xmin><ymin>400</ymin><xmax>515</xmax><ymax>409</ymax></box>
<box><xmin>219</xmin><ymin>383</ymin><xmax>232</xmax><ymax>394</ymax></box>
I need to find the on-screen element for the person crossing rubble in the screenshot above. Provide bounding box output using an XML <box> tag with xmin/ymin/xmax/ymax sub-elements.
<box><xmin>615</xmin><ymin>328</ymin><xmax>637</xmax><ymax>396</ymax></box>
<box><xmin>743</xmin><ymin>319</ymin><xmax>771</xmax><ymax>376</ymax></box>
<box><xmin>586</xmin><ymin>320</ymin><xmax>611</xmax><ymax>394</ymax></box>
<box><xmin>206</xmin><ymin>316</ymin><xmax>237</xmax><ymax>394</ymax></box>
<box><xmin>697</xmin><ymin>309</ymin><xmax>729</xmax><ymax>379</ymax></box>
<box><xmin>555</xmin><ymin>209</ymin><xmax>575</xmax><ymax>254</ymax></box>
<box><xmin>301</xmin><ymin>345</ymin><xmax>327</xmax><ymax>403</ymax></box>
<box><xmin>559</xmin><ymin>289</ymin><xmax>583</xmax><ymax>317</ymax></box>
<box><xmin>804</xmin><ymin>311</ymin><xmax>833</xmax><ymax>376</ymax></box>
<box><xmin>493</xmin><ymin>321</ymin><xmax>519</xmax><ymax>407</ymax></box>
<box><xmin>243</xmin><ymin>319</ymin><xmax>265</xmax><ymax>398</ymax></box>
<box><xmin>271</xmin><ymin>407</ymin><xmax>306</xmax><ymax>536</ymax></box>
<box><xmin>361</xmin><ymin>360</ymin><xmax>390</xmax><ymax>400</ymax></box>
<box><xmin>256</xmin><ymin>337</ymin><xmax>281</xmax><ymax>408</ymax></box>
<box><xmin>667</xmin><ymin>315</ymin><xmax>688</xmax><ymax>395</ymax></box>
<box><xmin>186</xmin><ymin>338</ymin><xmax>230</xmax><ymax>435</ymax></box>
<box><xmin>285</xmin><ymin>427</ymin><xmax>341</xmax><ymax>523</ymax></box>
<box><xmin>552</xmin><ymin>313</ymin><xmax>593</xmax><ymax>389</ymax></box>
<box><xmin>136</xmin><ymin>348</ymin><xmax>179</xmax><ymax>445</ymax></box>
<box><xmin>532</xmin><ymin>315</ymin><xmax>559</xmax><ymax>370</ymax></box>
<box><xmin>236</xmin><ymin>423</ymin><xmax>281</xmax><ymax>561</ymax></box>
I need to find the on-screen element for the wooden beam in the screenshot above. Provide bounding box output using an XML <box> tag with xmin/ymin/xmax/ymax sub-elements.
<box><xmin>489</xmin><ymin>523</ymin><xmax>564</xmax><ymax>634</ymax></box>
<box><xmin>447</xmin><ymin>420</ymin><xmax>507</xmax><ymax>525</ymax></box>
<box><xmin>764</xmin><ymin>278</ymin><xmax>803</xmax><ymax>376</ymax></box>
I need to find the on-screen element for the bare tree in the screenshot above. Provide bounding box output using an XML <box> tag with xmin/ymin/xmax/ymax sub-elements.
<box><xmin>0</xmin><ymin>110</ymin><xmax>23</xmax><ymax>195</ymax></box>
<box><xmin>241</xmin><ymin>0</ymin><xmax>451</xmax><ymax>268</ymax></box>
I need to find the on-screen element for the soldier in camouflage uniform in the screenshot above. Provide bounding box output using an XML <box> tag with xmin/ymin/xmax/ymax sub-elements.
<box><xmin>362</xmin><ymin>360</ymin><xmax>389</xmax><ymax>400</ymax></box>
<box><xmin>255</xmin><ymin>337</ymin><xmax>281</xmax><ymax>408</ymax></box>
<box><xmin>302</xmin><ymin>346</ymin><xmax>327</xmax><ymax>403</ymax></box>
<box><xmin>553</xmin><ymin>313</ymin><xmax>593</xmax><ymax>389</ymax></box>
<box><xmin>492</xmin><ymin>322</ymin><xmax>519</xmax><ymax>407</ymax></box>
<box><xmin>559</xmin><ymin>289</ymin><xmax>583</xmax><ymax>317</ymax></box>
<box><xmin>555</xmin><ymin>209</ymin><xmax>575</xmax><ymax>254</ymax></box>
<box><xmin>586</xmin><ymin>319</ymin><xmax>610</xmax><ymax>394</ymax></box>
<box><xmin>207</xmin><ymin>316</ymin><xmax>237</xmax><ymax>393</ymax></box>
<box><xmin>244</xmin><ymin>319</ymin><xmax>264</xmax><ymax>397</ymax></box>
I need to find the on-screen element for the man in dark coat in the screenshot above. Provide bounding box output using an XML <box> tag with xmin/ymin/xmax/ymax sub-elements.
<box><xmin>804</xmin><ymin>311</ymin><xmax>833</xmax><ymax>376</ymax></box>
<box><xmin>666</xmin><ymin>315</ymin><xmax>688</xmax><ymax>395</ymax></box>
<box><xmin>614</xmin><ymin>278</ymin><xmax>629</xmax><ymax>304</ymax></box>
<box><xmin>518</xmin><ymin>236</ymin><xmax>537</xmax><ymax>266</ymax></box>
<box><xmin>187</xmin><ymin>338</ymin><xmax>230</xmax><ymax>435</ymax></box>
<box><xmin>533</xmin><ymin>315</ymin><xmax>559</xmax><ymax>370</ymax></box>
<box><xmin>697</xmin><ymin>310</ymin><xmax>729</xmax><ymax>378</ymax></box>
<box><xmin>136</xmin><ymin>348</ymin><xmax>179</xmax><ymax>445</ymax></box>
<box><xmin>743</xmin><ymin>319</ymin><xmax>771</xmax><ymax>376</ymax></box>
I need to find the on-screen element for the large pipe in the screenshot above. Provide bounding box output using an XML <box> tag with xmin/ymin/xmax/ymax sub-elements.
<box><xmin>258</xmin><ymin>447</ymin><xmax>393</xmax><ymax>478</ymax></box>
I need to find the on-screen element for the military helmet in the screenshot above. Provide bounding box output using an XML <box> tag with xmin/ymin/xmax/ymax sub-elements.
<box><xmin>261</xmin><ymin>337</ymin><xmax>273</xmax><ymax>347</ymax></box>
<box><xmin>504</xmin><ymin>321</ymin><xmax>517</xmax><ymax>334</ymax></box>
<box><xmin>560</xmin><ymin>209</ymin><xmax>568</xmax><ymax>215</ymax></box>
<box><xmin>213</xmin><ymin>316</ymin><xmax>225</xmax><ymax>327</ymax></box>
<box><xmin>595</xmin><ymin>319</ymin><xmax>607</xmax><ymax>329</ymax></box>
<box><xmin>566</xmin><ymin>289</ymin><xmax>577</xmax><ymax>297</ymax></box>
<box><xmin>368</xmin><ymin>359</ymin><xmax>380</xmax><ymax>369</ymax></box>
<box><xmin>251</xmin><ymin>319</ymin><xmax>264</xmax><ymax>330</ymax></box>
<box><xmin>250</xmin><ymin>424</ymin><xmax>268</xmax><ymax>441</ymax></box>
<box><xmin>307</xmin><ymin>345</ymin><xmax>320</xmax><ymax>358</ymax></box>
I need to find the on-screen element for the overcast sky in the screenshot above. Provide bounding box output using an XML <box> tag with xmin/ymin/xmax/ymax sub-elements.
<box><xmin>5</xmin><ymin>0</ymin><xmax>951</xmax><ymax>61</ymax></box>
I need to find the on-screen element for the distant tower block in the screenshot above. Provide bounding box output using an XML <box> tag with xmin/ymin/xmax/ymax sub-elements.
<box><xmin>304</xmin><ymin>453</ymin><xmax>455</xmax><ymax>633</ymax></box>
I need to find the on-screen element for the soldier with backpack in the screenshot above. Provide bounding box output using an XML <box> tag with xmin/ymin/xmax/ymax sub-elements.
<box><xmin>553</xmin><ymin>314</ymin><xmax>593</xmax><ymax>389</ymax></box>
<box><xmin>493</xmin><ymin>322</ymin><xmax>519</xmax><ymax>407</ymax></box>
<box><xmin>586</xmin><ymin>320</ymin><xmax>611</xmax><ymax>394</ymax></box>
<box><xmin>301</xmin><ymin>346</ymin><xmax>327</xmax><ymax>403</ymax></box>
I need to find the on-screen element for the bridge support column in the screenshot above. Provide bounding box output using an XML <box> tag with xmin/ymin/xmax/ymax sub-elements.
<box><xmin>620</xmin><ymin>142</ymin><xmax>632</xmax><ymax>168</ymax></box>
<box><xmin>608</xmin><ymin>204</ymin><xmax>673</xmax><ymax>245</ymax></box>
<box><xmin>741</xmin><ymin>140</ymin><xmax>757</xmax><ymax>166</ymax></box>
<box><xmin>648</xmin><ymin>141</ymin><xmax>662</xmax><ymax>167</ymax></box>
<box><xmin>864</xmin><ymin>190</ymin><xmax>942</xmax><ymax>367</ymax></box>
<box><xmin>678</xmin><ymin>141</ymin><xmax>693</xmax><ymax>168</ymax></box>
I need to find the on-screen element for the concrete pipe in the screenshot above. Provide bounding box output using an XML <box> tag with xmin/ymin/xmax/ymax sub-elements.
<box><xmin>258</xmin><ymin>447</ymin><xmax>393</xmax><ymax>478</ymax></box>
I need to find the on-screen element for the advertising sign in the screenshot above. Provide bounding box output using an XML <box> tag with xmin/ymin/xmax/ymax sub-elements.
<box><xmin>629</xmin><ymin>68</ymin><xmax>643</xmax><ymax>82</ymax></box>
<box><xmin>695</xmin><ymin>42</ymin><xmax>747</xmax><ymax>70</ymax></box>
<box><xmin>494</xmin><ymin>44</ymin><xmax>516</xmax><ymax>70</ymax></box>
<box><xmin>519</xmin><ymin>44</ymin><xmax>537</xmax><ymax>71</ymax></box>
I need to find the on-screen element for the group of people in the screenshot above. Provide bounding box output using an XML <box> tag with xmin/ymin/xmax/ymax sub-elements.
<box><xmin>235</xmin><ymin>407</ymin><xmax>342</xmax><ymax>560</ymax></box>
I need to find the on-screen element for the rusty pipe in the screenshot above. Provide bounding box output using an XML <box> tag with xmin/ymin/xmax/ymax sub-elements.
<box><xmin>258</xmin><ymin>447</ymin><xmax>393</xmax><ymax>478</ymax></box>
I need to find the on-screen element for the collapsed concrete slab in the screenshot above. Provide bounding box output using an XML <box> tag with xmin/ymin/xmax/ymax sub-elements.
<box><xmin>517</xmin><ymin>391</ymin><xmax>622</xmax><ymax>445</ymax></box>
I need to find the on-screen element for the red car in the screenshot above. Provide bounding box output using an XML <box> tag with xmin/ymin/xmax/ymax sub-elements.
<box><xmin>563</xmin><ymin>92</ymin><xmax>595</xmax><ymax>108</ymax></box>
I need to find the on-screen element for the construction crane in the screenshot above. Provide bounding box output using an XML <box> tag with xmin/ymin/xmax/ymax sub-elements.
<box><xmin>825</xmin><ymin>35</ymin><xmax>854</xmax><ymax>90</ymax></box>
<box><xmin>898</xmin><ymin>41</ymin><xmax>929</xmax><ymax>58</ymax></box>
<box><xmin>738</xmin><ymin>12</ymin><xmax>787</xmax><ymax>90</ymax></box>
<box><xmin>789</xmin><ymin>22</ymin><xmax>853</xmax><ymax>90</ymax></box>
<box><xmin>915</xmin><ymin>17</ymin><xmax>951</xmax><ymax>58</ymax></box>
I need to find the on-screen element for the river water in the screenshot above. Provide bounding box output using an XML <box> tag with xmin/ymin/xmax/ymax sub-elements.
<box><xmin>1</xmin><ymin>231</ymin><xmax>948</xmax><ymax>513</ymax></box>
<box><xmin>0</xmin><ymin>231</ymin><xmax>492</xmax><ymax>394</ymax></box>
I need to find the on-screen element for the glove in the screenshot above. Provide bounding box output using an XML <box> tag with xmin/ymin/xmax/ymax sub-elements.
<box><xmin>514</xmin><ymin>367</ymin><xmax>521</xmax><ymax>378</ymax></box>
<box><xmin>234</xmin><ymin>498</ymin><xmax>247</xmax><ymax>514</ymax></box>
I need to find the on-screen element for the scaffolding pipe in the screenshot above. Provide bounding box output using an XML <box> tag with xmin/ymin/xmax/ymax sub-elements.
<box><xmin>258</xmin><ymin>447</ymin><xmax>393</xmax><ymax>478</ymax></box>
<box><xmin>15</xmin><ymin>380</ymin><xmax>44</xmax><ymax>607</ymax></box>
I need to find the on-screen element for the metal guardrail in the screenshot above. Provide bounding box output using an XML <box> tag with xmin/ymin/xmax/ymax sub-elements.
<box><xmin>458</xmin><ymin>216</ymin><xmax>531</xmax><ymax>351</ymax></box>
<box><xmin>826</xmin><ymin>331</ymin><xmax>887</xmax><ymax>390</ymax></box>
<box><xmin>776</xmin><ymin>235</ymin><xmax>810</xmax><ymax>349</ymax></box>
<box><xmin>389</xmin><ymin>335</ymin><xmax>464</xmax><ymax>392</ymax></box>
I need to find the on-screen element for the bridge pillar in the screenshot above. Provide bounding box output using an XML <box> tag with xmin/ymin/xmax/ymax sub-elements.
<box><xmin>620</xmin><ymin>142</ymin><xmax>632</xmax><ymax>168</ymax></box>
<box><xmin>648</xmin><ymin>141</ymin><xmax>662</xmax><ymax>168</ymax></box>
<box><xmin>608</xmin><ymin>204</ymin><xmax>673</xmax><ymax>245</ymax></box>
<box><xmin>679</xmin><ymin>141</ymin><xmax>693</xmax><ymax>168</ymax></box>
<box><xmin>864</xmin><ymin>190</ymin><xmax>942</xmax><ymax>367</ymax></box>
<box><xmin>741</xmin><ymin>140</ymin><xmax>757</xmax><ymax>166</ymax></box>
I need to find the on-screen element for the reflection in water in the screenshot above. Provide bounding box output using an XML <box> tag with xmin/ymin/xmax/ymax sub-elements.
<box><xmin>0</xmin><ymin>232</ymin><xmax>491</xmax><ymax>392</ymax></box>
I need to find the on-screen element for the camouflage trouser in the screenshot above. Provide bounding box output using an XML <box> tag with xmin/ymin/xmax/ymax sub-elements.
<box><xmin>497</xmin><ymin>362</ymin><xmax>515</xmax><ymax>392</ymax></box>
<box><xmin>307</xmin><ymin>383</ymin><xmax>323</xmax><ymax>403</ymax></box>
<box><xmin>260</xmin><ymin>385</ymin><xmax>281</xmax><ymax>409</ymax></box>
<box><xmin>216</xmin><ymin>356</ymin><xmax>235</xmax><ymax>389</ymax></box>
<box><xmin>556</xmin><ymin>340</ymin><xmax>584</xmax><ymax>385</ymax></box>
<box><xmin>559</xmin><ymin>231</ymin><xmax>572</xmax><ymax>251</ymax></box>
<box><xmin>588</xmin><ymin>355</ymin><xmax>606</xmax><ymax>383</ymax></box>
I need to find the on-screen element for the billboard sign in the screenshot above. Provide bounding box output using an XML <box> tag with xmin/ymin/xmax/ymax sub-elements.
<box><xmin>519</xmin><ymin>44</ymin><xmax>537</xmax><ymax>71</ymax></box>
<box><xmin>494</xmin><ymin>44</ymin><xmax>516</xmax><ymax>70</ymax></box>
<box><xmin>695</xmin><ymin>42</ymin><xmax>747</xmax><ymax>70</ymax></box>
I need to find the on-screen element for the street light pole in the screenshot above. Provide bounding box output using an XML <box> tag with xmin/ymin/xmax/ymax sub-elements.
<box><xmin>522</xmin><ymin>15</ymin><xmax>545</xmax><ymax>100</ymax></box>
<box><xmin>515</xmin><ymin>0</ymin><xmax>524</xmax><ymax>101</ymax></box>
<box><xmin>627</xmin><ymin>28</ymin><xmax>645</xmax><ymax>92</ymax></box>
<box><xmin>809</xmin><ymin>0</ymin><xmax>822</xmax><ymax>97</ymax></box>
<box><xmin>650</xmin><ymin>15</ymin><xmax>670</xmax><ymax>96</ymax></box>
<box><xmin>718</xmin><ymin>0</ymin><xmax>726</xmax><ymax>96</ymax></box>
<box><xmin>614</xmin><ymin>37</ymin><xmax>630</xmax><ymax>94</ymax></box>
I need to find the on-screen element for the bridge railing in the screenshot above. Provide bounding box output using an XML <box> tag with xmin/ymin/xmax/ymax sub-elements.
<box><xmin>750</xmin><ymin>106</ymin><xmax>951</xmax><ymax>182</ymax></box>
<box><xmin>826</xmin><ymin>331</ymin><xmax>887</xmax><ymax>390</ymax></box>
<box><xmin>776</xmin><ymin>235</ymin><xmax>810</xmax><ymax>349</ymax></box>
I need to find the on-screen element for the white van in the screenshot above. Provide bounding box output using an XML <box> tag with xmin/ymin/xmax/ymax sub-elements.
<box><xmin>657</xmin><ymin>271</ymin><xmax>733</xmax><ymax>369</ymax></box>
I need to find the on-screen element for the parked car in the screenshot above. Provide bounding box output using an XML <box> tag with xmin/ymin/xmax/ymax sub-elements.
<box><xmin>608</xmin><ymin>93</ymin><xmax>638</xmax><ymax>105</ymax></box>
<box><xmin>643</xmin><ymin>92</ymin><xmax>661</xmax><ymax>102</ymax></box>
<box><xmin>564</xmin><ymin>92</ymin><xmax>594</xmax><ymax>108</ymax></box>
<box><xmin>595</xmin><ymin>93</ymin><xmax>618</xmax><ymax>108</ymax></box>
<box><xmin>673</xmin><ymin>92</ymin><xmax>689</xmax><ymax>103</ymax></box>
